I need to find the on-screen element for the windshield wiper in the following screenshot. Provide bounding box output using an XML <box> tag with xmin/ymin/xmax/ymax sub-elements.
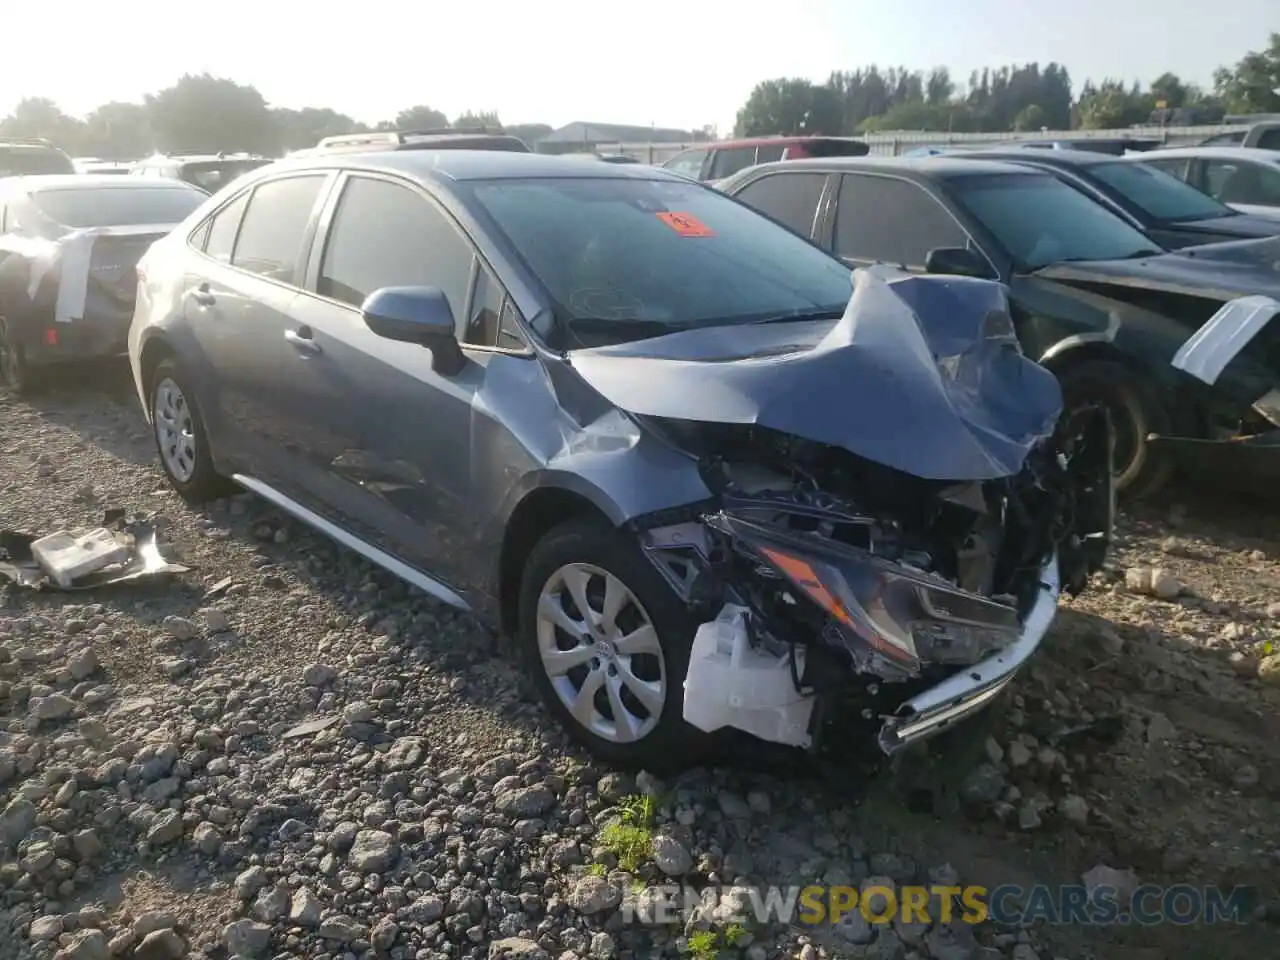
<box><xmin>751</xmin><ymin>308</ymin><xmax>847</xmax><ymax>325</ymax></box>
<box><xmin>559</xmin><ymin>317</ymin><xmax>689</xmax><ymax>349</ymax></box>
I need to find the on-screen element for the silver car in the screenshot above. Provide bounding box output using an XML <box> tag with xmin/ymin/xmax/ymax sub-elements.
<box><xmin>128</xmin><ymin>150</ymin><xmax>1111</xmax><ymax>771</ymax></box>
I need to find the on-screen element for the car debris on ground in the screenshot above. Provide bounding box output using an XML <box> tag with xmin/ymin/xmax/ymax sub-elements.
<box><xmin>0</xmin><ymin>511</ymin><xmax>188</xmax><ymax>590</ymax></box>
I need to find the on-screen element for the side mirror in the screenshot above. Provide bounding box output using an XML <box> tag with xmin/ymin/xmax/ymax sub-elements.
<box><xmin>361</xmin><ymin>286</ymin><xmax>466</xmax><ymax>376</ymax></box>
<box><xmin>924</xmin><ymin>246</ymin><xmax>995</xmax><ymax>280</ymax></box>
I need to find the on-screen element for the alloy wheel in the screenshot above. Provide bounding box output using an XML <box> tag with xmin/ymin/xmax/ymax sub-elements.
<box><xmin>152</xmin><ymin>377</ymin><xmax>198</xmax><ymax>483</ymax></box>
<box><xmin>535</xmin><ymin>562</ymin><xmax>667</xmax><ymax>744</ymax></box>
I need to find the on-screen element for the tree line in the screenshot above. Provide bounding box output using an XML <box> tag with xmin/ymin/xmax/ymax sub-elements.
<box><xmin>0</xmin><ymin>74</ymin><xmax>553</xmax><ymax>159</ymax></box>
<box><xmin>734</xmin><ymin>34</ymin><xmax>1280</xmax><ymax>137</ymax></box>
<box><xmin>3</xmin><ymin>36</ymin><xmax>1279</xmax><ymax>158</ymax></box>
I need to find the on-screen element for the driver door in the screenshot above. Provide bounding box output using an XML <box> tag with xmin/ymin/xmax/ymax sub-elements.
<box><xmin>284</xmin><ymin>173</ymin><xmax>486</xmax><ymax>582</ymax></box>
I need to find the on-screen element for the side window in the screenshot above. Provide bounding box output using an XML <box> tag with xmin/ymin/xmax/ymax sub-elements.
<box><xmin>1142</xmin><ymin>158</ymin><xmax>1190</xmax><ymax>182</ymax></box>
<box><xmin>1256</xmin><ymin>164</ymin><xmax>1280</xmax><ymax>205</ymax></box>
<box><xmin>755</xmin><ymin>144</ymin><xmax>785</xmax><ymax>164</ymax></box>
<box><xmin>1256</xmin><ymin>128</ymin><xmax>1280</xmax><ymax>151</ymax></box>
<box><xmin>496</xmin><ymin>299</ymin><xmax>526</xmax><ymax>351</ymax></box>
<box><xmin>231</xmin><ymin>176</ymin><xmax>325</xmax><ymax>282</ymax></box>
<box><xmin>464</xmin><ymin>266</ymin><xmax>504</xmax><ymax>346</ymax></box>
<box><xmin>1203</xmin><ymin>132</ymin><xmax>1245</xmax><ymax>146</ymax></box>
<box><xmin>1203</xmin><ymin>160</ymin><xmax>1240</xmax><ymax>199</ymax></box>
<box><xmin>663</xmin><ymin>149</ymin><xmax>709</xmax><ymax>179</ymax></box>
<box><xmin>708</xmin><ymin>147</ymin><xmax>757</xmax><ymax>181</ymax></box>
<box><xmin>734</xmin><ymin>173</ymin><xmax>827</xmax><ymax>238</ymax></box>
<box><xmin>1209</xmin><ymin>159</ymin><xmax>1280</xmax><ymax>206</ymax></box>
<box><xmin>834</xmin><ymin>175</ymin><xmax>968</xmax><ymax>267</ymax></box>
<box><xmin>200</xmin><ymin>191</ymin><xmax>249</xmax><ymax>262</ymax></box>
<box><xmin>318</xmin><ymin>176</ymin><xmax>472</xmax><ymax>318</ymax></box>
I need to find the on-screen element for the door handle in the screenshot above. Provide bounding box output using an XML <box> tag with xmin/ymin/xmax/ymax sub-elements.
<box><xmin>284</xmin><ymin>326</ymin><xmax>322</xmax><ymax>354</ymax></box>
<box><xmin>191</xmin><ymin>283</ymin><xmax>215</xmax><ymax>307</ymax></box>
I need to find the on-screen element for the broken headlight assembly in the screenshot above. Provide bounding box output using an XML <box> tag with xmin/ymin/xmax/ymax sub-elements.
<box><xmin>705</xmin><ymin>509</ymin><xmax>1022</xmax><ymax>679</ymax></box>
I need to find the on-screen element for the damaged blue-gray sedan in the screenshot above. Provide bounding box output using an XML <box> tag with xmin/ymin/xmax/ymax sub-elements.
<box><xmin>127</xmin><ymin>150</ymin><xmax>1113</xmax><ymax>770</ymax></box>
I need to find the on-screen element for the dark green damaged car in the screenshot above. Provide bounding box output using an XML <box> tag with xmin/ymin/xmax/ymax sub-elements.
<box><xmin>718</xmin><ymin>155</ymin><xmax>1280</xmax><ymax>499</ymax></box>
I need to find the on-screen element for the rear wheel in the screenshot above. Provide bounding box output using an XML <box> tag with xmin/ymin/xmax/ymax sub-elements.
<box><xmin>1055</xmin><ymin>359</ymin><xmax>1172</xmax><ymax>501</ymax></box>
<box><xmin>149</xmin><ymin>358</ymin><xmax>235</xmax><ymax>503</ymax></box>
<box><xmin>517</xmin><ymin>517</ymin><xmax>710</xmax><ymax>772</ymax></box>
<box><xmin>0</xmin><ymin>315</ymin><xmax>38</xmax><ymax>396</ymax></box>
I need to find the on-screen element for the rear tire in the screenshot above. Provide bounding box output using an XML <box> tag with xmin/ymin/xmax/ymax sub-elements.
<box><xmin>1055</xmin><ymin>359</ymin><xmax>1172</xmax><ymax>501</ymax></box>
<box><xmin>517</xmin><ymin>517</ymin><xmax>711</xmax><ymax>773</ymax></box>
<box><xmin>0</xmin><ymin>315</ymin><xmax>39</xmax><ymax>397</ymax></box>
<box><xmin>148</xmin><ymin>358</ymin><xmax>235</xmax><ymax>503</ymax></box>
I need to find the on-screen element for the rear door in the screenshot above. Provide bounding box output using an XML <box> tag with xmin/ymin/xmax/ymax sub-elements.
<box><xmin>183</xmin><ymin>172</ymin><xmax>332</xmax><ymax>488</ymax></box>
<box><xmin>286</xmin><ymin>172</ymin><xmax>503</xmax><ymax>580</ymax></box>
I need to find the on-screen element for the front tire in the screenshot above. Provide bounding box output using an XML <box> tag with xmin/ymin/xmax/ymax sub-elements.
<box><xmin>149</xmin><ymin>358</ymin><xmax>234</xmax><ymax>503</ymax></box>
<box><xmin>517</xmin><ymin>517</ymin><xmax>709</xmax><ymax>772</ymax></box>
<box><xmin>1055</xmin><ymin>359</ymin><xmax>1172</xmax><ymax>501</ymax></box>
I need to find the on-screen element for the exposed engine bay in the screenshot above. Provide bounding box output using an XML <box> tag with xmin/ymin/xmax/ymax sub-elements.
<box><xmin>631</xmin><ymin>411</ymin><xmax>1112</xmax><ymax>755</ymax></box>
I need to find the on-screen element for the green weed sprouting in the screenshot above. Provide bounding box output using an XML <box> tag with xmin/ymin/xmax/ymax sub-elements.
<box><xmin>597</xmin><ymin>793</ymin><xmax>657</xmax><ymax>872</ymax></box>
<box><xmin>687</xmin><ymin>930</ymin><xmax>718</xmax><ymax>960</ymax></box>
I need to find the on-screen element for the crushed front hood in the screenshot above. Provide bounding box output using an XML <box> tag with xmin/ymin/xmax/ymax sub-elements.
<box><xmin>1033</xmin><ymin>236</ymin><xmax>1280</xmax><ymax>302</ymax></box>
<box><xmin>566</xmin><ymin>267</ymin><xmax>1063</xmax><ymax>481</ymax></box>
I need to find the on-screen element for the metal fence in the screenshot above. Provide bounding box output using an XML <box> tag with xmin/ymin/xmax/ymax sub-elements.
<box><xmin>590</xmin><ymin>123</ymin><xmax>1252</xmax><ymax>164</ymax></box>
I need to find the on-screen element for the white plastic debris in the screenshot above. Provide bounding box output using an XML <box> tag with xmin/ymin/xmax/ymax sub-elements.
<box><xmin>683</xmin><ymin>603</ymin><xmax>816</xmax><ymax>747</ymax></box>
<box><xmin>30</xmin><ymin>528</ymin><xmax>131</xmax><ymax>588</ymax></box>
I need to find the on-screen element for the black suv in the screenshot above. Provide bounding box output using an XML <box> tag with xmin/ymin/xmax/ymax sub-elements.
<box><xmin>298</xmin><ymin>127</ymin><xmax>531</xmax><ymax>156</ymax></box>
<box><xmin>0</xmin><ymin>138</ymin><xmax>75</xmax><ymax>176</ymax></box>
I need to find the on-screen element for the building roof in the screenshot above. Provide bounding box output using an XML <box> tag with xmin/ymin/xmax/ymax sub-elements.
<box><xmin>538</xmin><ymin>121</ymin><xmax>694</xmax><ymax>145</ymax></box>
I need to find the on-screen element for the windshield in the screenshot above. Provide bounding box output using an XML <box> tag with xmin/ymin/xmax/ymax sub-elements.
<box><xmin>0</xmin><ymin>146</ymin><xmax>74</xmax><ymax>176</ymax></box>
<box><xmin>467</xmin><ymin>176</ymin><xmax>854</xmax><ymax>346</ymax></box>
<box><xmin>1085</xmin><ymin>159</ymin><xmax>1236</xmax><ymax>222</ymax></box>
<box><xmin>32</xmin><ymin>186</ymin><xmax>206</xmax><ymax>228</ymax></box>
<box><xmin>949</xmin><ymin>172</ymin><xmax>1163</xmax><ymax>270</ymax></box>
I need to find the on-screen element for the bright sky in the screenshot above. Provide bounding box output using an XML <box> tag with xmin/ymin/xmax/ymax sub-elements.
<box><xmin>3</xmin><ymin>0</ymin><xmax>1276</xmax><ymax>134</ymax></box>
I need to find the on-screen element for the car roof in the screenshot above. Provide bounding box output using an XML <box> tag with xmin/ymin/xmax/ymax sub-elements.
<box><xmin>1135</xmin><ymin>145</ymin><xmax>1280</xmax><ymax>163</ymax></box>
<box><xmin>0</xmin><ymin>139</ymin><xmax>64</xmax><ymax>150</ymax></box>
<box><xmin>959</xmin><ymin>148</ymin><xmax>1117</xmax><ymax>168</ymax></box>
<box><xmin>697</xmin><ymin>135</ymin><xmax>865</xmax><ymax>148</ymax></box>
<box><xmin>0</xmin><ymin>174</ymin><xmax>207</xmax><ymax>191</ymax></box>
<box><xmin>729</xmin><ymin>155</ymin><xmax>1047</xmax><ymax>179</ymax></box>
<box><xmin>140</xmin><ymin>154</ymin><xmax>266</xmax><ymax>164</ymax></box>
<box><xmin>261</xmin><ymin>149</ymin><xmax>691</xmax><ymax>183</ymax></box>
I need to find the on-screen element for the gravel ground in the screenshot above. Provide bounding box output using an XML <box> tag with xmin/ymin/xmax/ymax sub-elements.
<box><xmin>2</xmin><ymin>365</ymin><xmax>1279</xmax><ymax>960</ymax></box>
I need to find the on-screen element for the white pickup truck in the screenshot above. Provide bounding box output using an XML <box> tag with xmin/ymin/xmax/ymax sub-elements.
<box><xmin>1199</xmin><ymin>121</ymin><xmax>1280</xmax><ymax>151</ymax></box>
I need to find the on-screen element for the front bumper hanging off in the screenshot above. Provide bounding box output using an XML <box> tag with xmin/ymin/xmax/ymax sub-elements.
<box><xmin>876</xmin><ymin>554</ymin><xmax>1061</xmax><ymax>754</ymax></box>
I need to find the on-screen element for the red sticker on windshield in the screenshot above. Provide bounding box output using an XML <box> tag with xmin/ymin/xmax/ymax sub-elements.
<box><xmin>657</xmin><ymin>211</ymin><xmax>716</xmax><ymax>237</ymax></box>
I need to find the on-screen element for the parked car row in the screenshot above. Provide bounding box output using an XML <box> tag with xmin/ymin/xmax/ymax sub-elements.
<box><xmin>718</xmin><ymin>149</ymin><xmax>1280</xmax><ymax>501</ymax></box>
<box><xmin>2</xmin><ymin>128</ymin><xmax>1117</xmax><ymax>772</ymax></box>
<box><xmin>1</xmin><ymin>137</ymin><xmax>277</xmax><ymax>190</ymax></box>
